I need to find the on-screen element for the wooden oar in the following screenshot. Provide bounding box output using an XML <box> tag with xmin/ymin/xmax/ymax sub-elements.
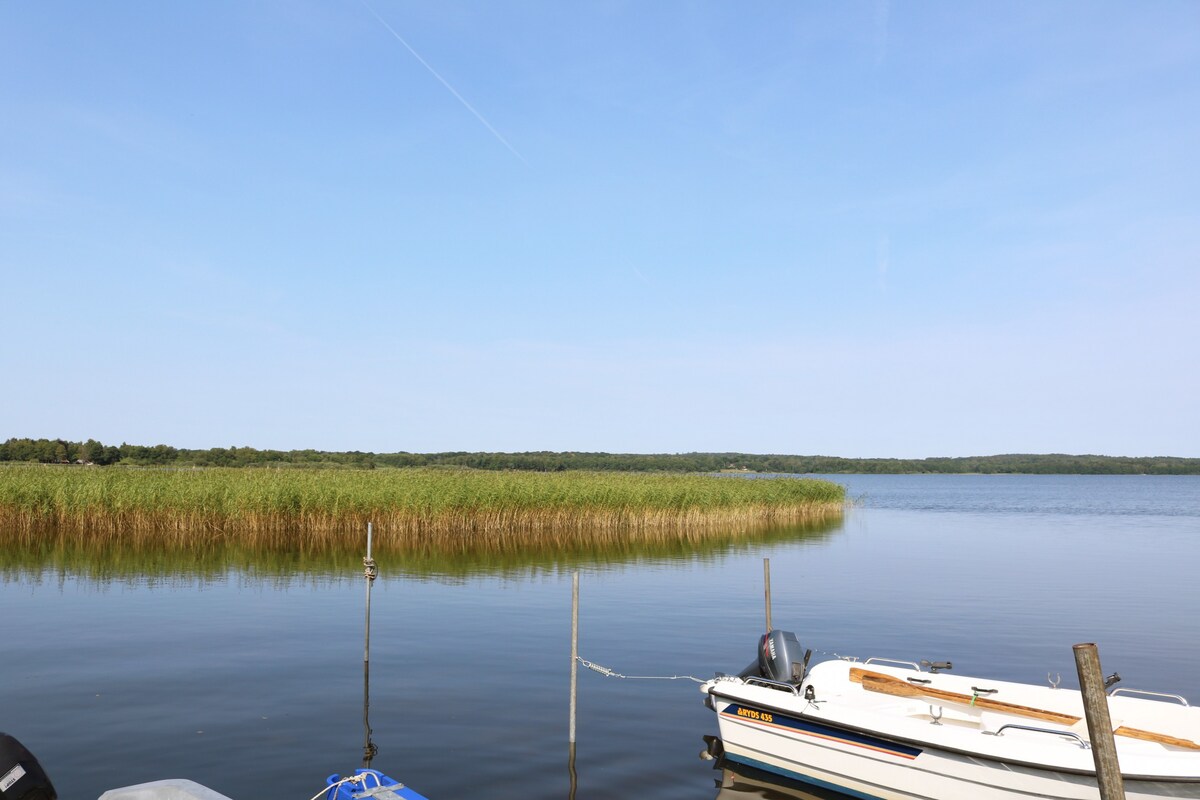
<box><xmin>1113</xmin><ymin>726</ymin><xmax>1200</xmax><ymax>751</ymax></box>
<box><xmin>849</xmin><ymin>668</ymin><xmax>1200</xmax><ymax>750</ymax></box>
<box><xmin>849</xmin><ymin>667</ymin><xmax>1080</xmax><ymax>725</ymax></box>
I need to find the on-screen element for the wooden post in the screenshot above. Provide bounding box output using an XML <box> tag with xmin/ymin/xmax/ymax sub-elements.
<box><xmin>364</xmin><ymin>522</ymin><xmax>373</xmax><ymax>663</ymax></box>
<box><xmin>1073</xmin><ymin>643</ymin><xmax>1126</xmax><ymax>800</ymax></box>
<box><xmin>763</xmin><ymin>558</ymin><xmax>772</xmax><ymax>633</ymax></box>
<box><xmin>362</xmin><ymin>522</ymin><xmax>378</xmax><ymax>767</ymax></box>
<box><xmin>569</xmin><ymin>571</ymin><xmax>579</xmax><ymax>745</ymax></box>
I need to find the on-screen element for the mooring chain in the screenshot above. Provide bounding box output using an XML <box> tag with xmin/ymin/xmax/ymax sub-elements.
<box><xmin>576</xmin><ymin>656</ymin><xmax>704</xmax><ymax>684</ymax></box>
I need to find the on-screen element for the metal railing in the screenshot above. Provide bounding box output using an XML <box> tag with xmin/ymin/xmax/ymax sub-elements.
<box><xmin>863</xmin><ymin>658</ymin><xmax>923</xmax><ymax>671</ymax></box>
<box><xmin>1109</xmin><ymin>687</ymin><xmax>1189</xmax><ymax>706</ymax></box>
<box><xmin>743</xmin><ymin>676</ymin><xmax>800</xmax><ymax>695</ymax></box>
<box><xmin>987</xmin><ymin>724</ymin><xmax>1090</xmax><ymax>749</ymax></box>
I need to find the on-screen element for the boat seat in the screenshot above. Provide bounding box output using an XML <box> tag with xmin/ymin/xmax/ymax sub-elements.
<box><xmin>976</xmin><ymin>711</ymin><xmax>1006</xmax><ymax>734</ymax></box>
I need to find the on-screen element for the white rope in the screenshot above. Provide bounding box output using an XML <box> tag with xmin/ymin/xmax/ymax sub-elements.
<box><xmin>308</xmin><ymin>775</ymin><xmax>363</xmax><ymax>800</ymax></box>
<box><xmin>576</xmin><ymin>656</ymin><xmax>704</xmax><ymax>684</ymax></box>
<box><xmin>310</xmin><ymin>771</ymin><xmax>411</xmax><ymax>800</ymax></box>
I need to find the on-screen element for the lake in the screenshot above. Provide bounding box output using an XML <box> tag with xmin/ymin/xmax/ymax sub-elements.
<box><xmin>3</xmin><ymin>474</ymin><xmax>1198</xmax><ymax>799</ymax></box>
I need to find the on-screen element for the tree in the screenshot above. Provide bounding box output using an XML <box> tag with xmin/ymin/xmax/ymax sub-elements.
<box><xmin>82</xmin><ymin>439</ymin><xmax>105</xmax><ymax>464</ymax></box>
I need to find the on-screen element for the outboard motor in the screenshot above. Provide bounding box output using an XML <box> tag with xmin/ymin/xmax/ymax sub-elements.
<box><xmin>0</xmin><ymin>734</ymin><xmax>56</xmax><ymax>800</ymax></box>
<box><xmin>738</xmin><ymin>630</ymin><xmax>810</xmax><ymax>684</ymax></box>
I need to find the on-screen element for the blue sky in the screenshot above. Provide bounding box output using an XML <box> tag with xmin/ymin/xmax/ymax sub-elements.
<box><xmin>3</xmin><ymin>1</ymin><xmax>1197</xmax><ymax>457</ymax></box>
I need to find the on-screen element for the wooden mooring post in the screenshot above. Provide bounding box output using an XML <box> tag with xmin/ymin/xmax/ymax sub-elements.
<box><xmin>763</xmin><ymin>558</ymin><xmax>773</xmax><ymax>633</ymax></box>
<box><xmin>569</xmin><ymin>571</ymin><xmax>579</xmax><ymax>744</ymax></box>
<box><xmin>1073</xmin><ymin>643</ymin><xmax>1126</xmax><ymax>800</ymax></box>
<box><xmin>361</xmin><ymin>522</ymin><xmax>378</xmax><ymax>767</ymax></box>
<box><xmin>568</xmin><ymin>572</ymin><xmax>579</xmax><ymax>799</ymax></box>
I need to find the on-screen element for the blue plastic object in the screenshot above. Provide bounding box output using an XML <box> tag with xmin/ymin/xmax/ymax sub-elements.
<box><xmin>325</xmin><ymin>769</ymin><xmax>428</xmax><ymax>800</ymax></box>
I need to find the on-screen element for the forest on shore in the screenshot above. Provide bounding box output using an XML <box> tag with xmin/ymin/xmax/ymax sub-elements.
<box><xmin>2</xmin><ymin>437</ymin><xmax>1197</xmax><ymax>474</ymax></box>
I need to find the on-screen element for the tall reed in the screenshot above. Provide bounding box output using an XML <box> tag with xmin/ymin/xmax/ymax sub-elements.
<box><xmin>0</xmin><ymin>465</ymin><xmax>844</xmax><ymax>551</ymax></box>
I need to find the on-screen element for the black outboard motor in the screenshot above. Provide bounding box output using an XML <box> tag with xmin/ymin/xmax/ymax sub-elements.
<box><xmin>738</xmin><ymin>630</ymin><xmax>809</xmax><ymax>684</ymax></box>
<box><xmin>0</xmin><ymin>734</ymin><xmax>57</xmax><ymax>800</ymax></box>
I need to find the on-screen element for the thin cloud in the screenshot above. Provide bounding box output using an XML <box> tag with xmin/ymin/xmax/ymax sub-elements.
<box><xmin>360</xmin><ymin>0</ymin><xmax>528</xmax><ymax>165</ymax></box>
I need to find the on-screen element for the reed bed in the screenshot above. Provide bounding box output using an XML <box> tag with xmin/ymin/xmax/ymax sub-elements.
<box><xmin>0</xmin><ymin>465</ymin><xmax>844</xmax><ymax>552</ymax></box>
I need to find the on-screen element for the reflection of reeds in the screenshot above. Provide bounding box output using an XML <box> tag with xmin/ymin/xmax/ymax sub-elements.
<box><xmin>1</xmin><ymin>517</ymin><xmax>845</xmax><ymax>584</ymax></box>
<box><xmin>0</xmin><ymin>466</ymin><xmax>844</xmax><ymax>551</ymax></box>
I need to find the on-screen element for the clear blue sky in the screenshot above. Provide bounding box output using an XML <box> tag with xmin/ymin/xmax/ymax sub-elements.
<box><xmin>3</xmin><ymin>1</ymin><xmax>1197</xmax><ymax>457</ymax></box>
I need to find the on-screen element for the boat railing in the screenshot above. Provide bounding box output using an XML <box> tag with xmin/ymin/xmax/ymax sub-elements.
<box><xmin>863</xmin><ymin>658</ymin><xmax>923</xmax><ymax>672</ymax></box>
<box><xmin>986</xmin><ymin>724</ymin><xmax>1090</xmax><ymax>749</ymax></box>
<box><xmin>1109</xmin><ymin>687</ymin><xmax>1190</xmax><ymax>706</ymax></box>
<box><xmin>743</xmin><ymin>676</ymin><xmax>801</xmax><ymax>695</ymax></box>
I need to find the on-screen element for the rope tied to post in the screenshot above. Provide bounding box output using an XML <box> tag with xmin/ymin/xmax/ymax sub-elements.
<box><xmin>576</xmin><ymin>656</ymin><xmax>704</xmax><ymax>684</ymax></box>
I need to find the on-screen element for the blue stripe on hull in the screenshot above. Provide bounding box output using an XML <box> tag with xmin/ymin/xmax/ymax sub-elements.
<box><xmin>720</xmin><ymin>704</ymin><xmax>922</xmax><ymax>760</ymax></box>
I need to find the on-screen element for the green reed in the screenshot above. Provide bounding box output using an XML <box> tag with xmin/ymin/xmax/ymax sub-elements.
<box><xmin>0</xmin><ymin>465</ymin><xmax>844</xmax><ymax>549</ymax></box>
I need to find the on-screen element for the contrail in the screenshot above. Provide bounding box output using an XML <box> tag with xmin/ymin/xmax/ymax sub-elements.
<box><xmin>360</xmin><ymin>0</ymin><xmax>528</xmax><ymax>165</ymax></box>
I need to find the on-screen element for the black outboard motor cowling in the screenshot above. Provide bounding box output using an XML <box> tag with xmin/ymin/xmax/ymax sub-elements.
<box><xmin>0</xmin><ymin>734</ymin><xmax>57</xmax><ymax>800</ymax></box>
<box><xmin>738</xmin><ymin>630</ymin><xmax>807</xmax><ymax>684</ymax></box>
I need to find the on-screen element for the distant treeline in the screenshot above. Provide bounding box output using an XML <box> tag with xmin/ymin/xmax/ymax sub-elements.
<box><xmin>2</xmin><ymin>437</ymin><xmax>1198</xmax><ymax>475</ymax></box>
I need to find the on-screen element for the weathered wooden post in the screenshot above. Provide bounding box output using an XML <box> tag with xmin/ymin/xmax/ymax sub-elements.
<box><xmin>362</xmin><ymin>522</ymin><xmax>378</xmax><ymax>767</ymax></box>
<box><xmin>570</xmin><ymin>571</ymin><xmax>579</xmax><ymax>744</ymax></box>
<box><xmin>763</xmin><ymin>558</ymin><xmax>773</xmax><ymax>633</ymax></box>
<box><xmin>568</xmin><ymin>571</ymin><xmax>580</xmax><ymax>798</ymax></box>
<box><xmin>1073</xmin><ymin>643</ymin><xmax>1126</xmax><ymax>800</ymax></box>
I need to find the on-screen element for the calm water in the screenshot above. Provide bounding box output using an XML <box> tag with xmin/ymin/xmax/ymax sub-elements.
<box><xmin>3</xmin><ymin>475</ymin><xmax>1199</xmax><ymax>799</ymax></box>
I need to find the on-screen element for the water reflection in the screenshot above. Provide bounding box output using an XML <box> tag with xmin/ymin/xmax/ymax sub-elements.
<box><xmin>567</xmin><ymin>741</ymin><xmax>577</xmax><ymax>800</ymax></box>
<box><xmin>0</xmin><ymin>517</ymin><xmax>843</xmax><ymax>583</ymax></box>
<box><xmin>712</xmin><ymin>757</ymin><xmax>854</xmax><ymax>799</ymax></box>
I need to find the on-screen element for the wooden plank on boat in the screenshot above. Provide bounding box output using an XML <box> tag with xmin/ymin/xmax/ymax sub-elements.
<box><xmin>849</xmin><ymin>668</ymin><xmax>1200</xmax><ymax>750</ymax></box>
<box><xmin>849</xmin><ymin>668</ymin><xmax>1081</xmax><ymax>725</ymax></box>
<box><xmin>1113</xmin><ymin>726</ymin><xmax>1200</xmax><ymax>751</ymax></box>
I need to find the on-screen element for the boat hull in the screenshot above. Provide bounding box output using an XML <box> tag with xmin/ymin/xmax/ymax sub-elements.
<box><xmin>710</xmin><ymin>689</ymin><xmax>1200</xmax><ymax>800</ymax></box>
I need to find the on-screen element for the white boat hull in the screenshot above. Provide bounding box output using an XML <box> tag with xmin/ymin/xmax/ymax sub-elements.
<box><xmin>705</xmin><ymin>659</ymin><xmax>1200</xmax><ymax>800</ymax></box>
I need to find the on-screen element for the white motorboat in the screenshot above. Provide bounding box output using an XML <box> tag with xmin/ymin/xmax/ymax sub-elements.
<box><xmin>702</xmin><ymin>630</ymin><xmax>1200</xmax><ymax>799</ymax></box>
